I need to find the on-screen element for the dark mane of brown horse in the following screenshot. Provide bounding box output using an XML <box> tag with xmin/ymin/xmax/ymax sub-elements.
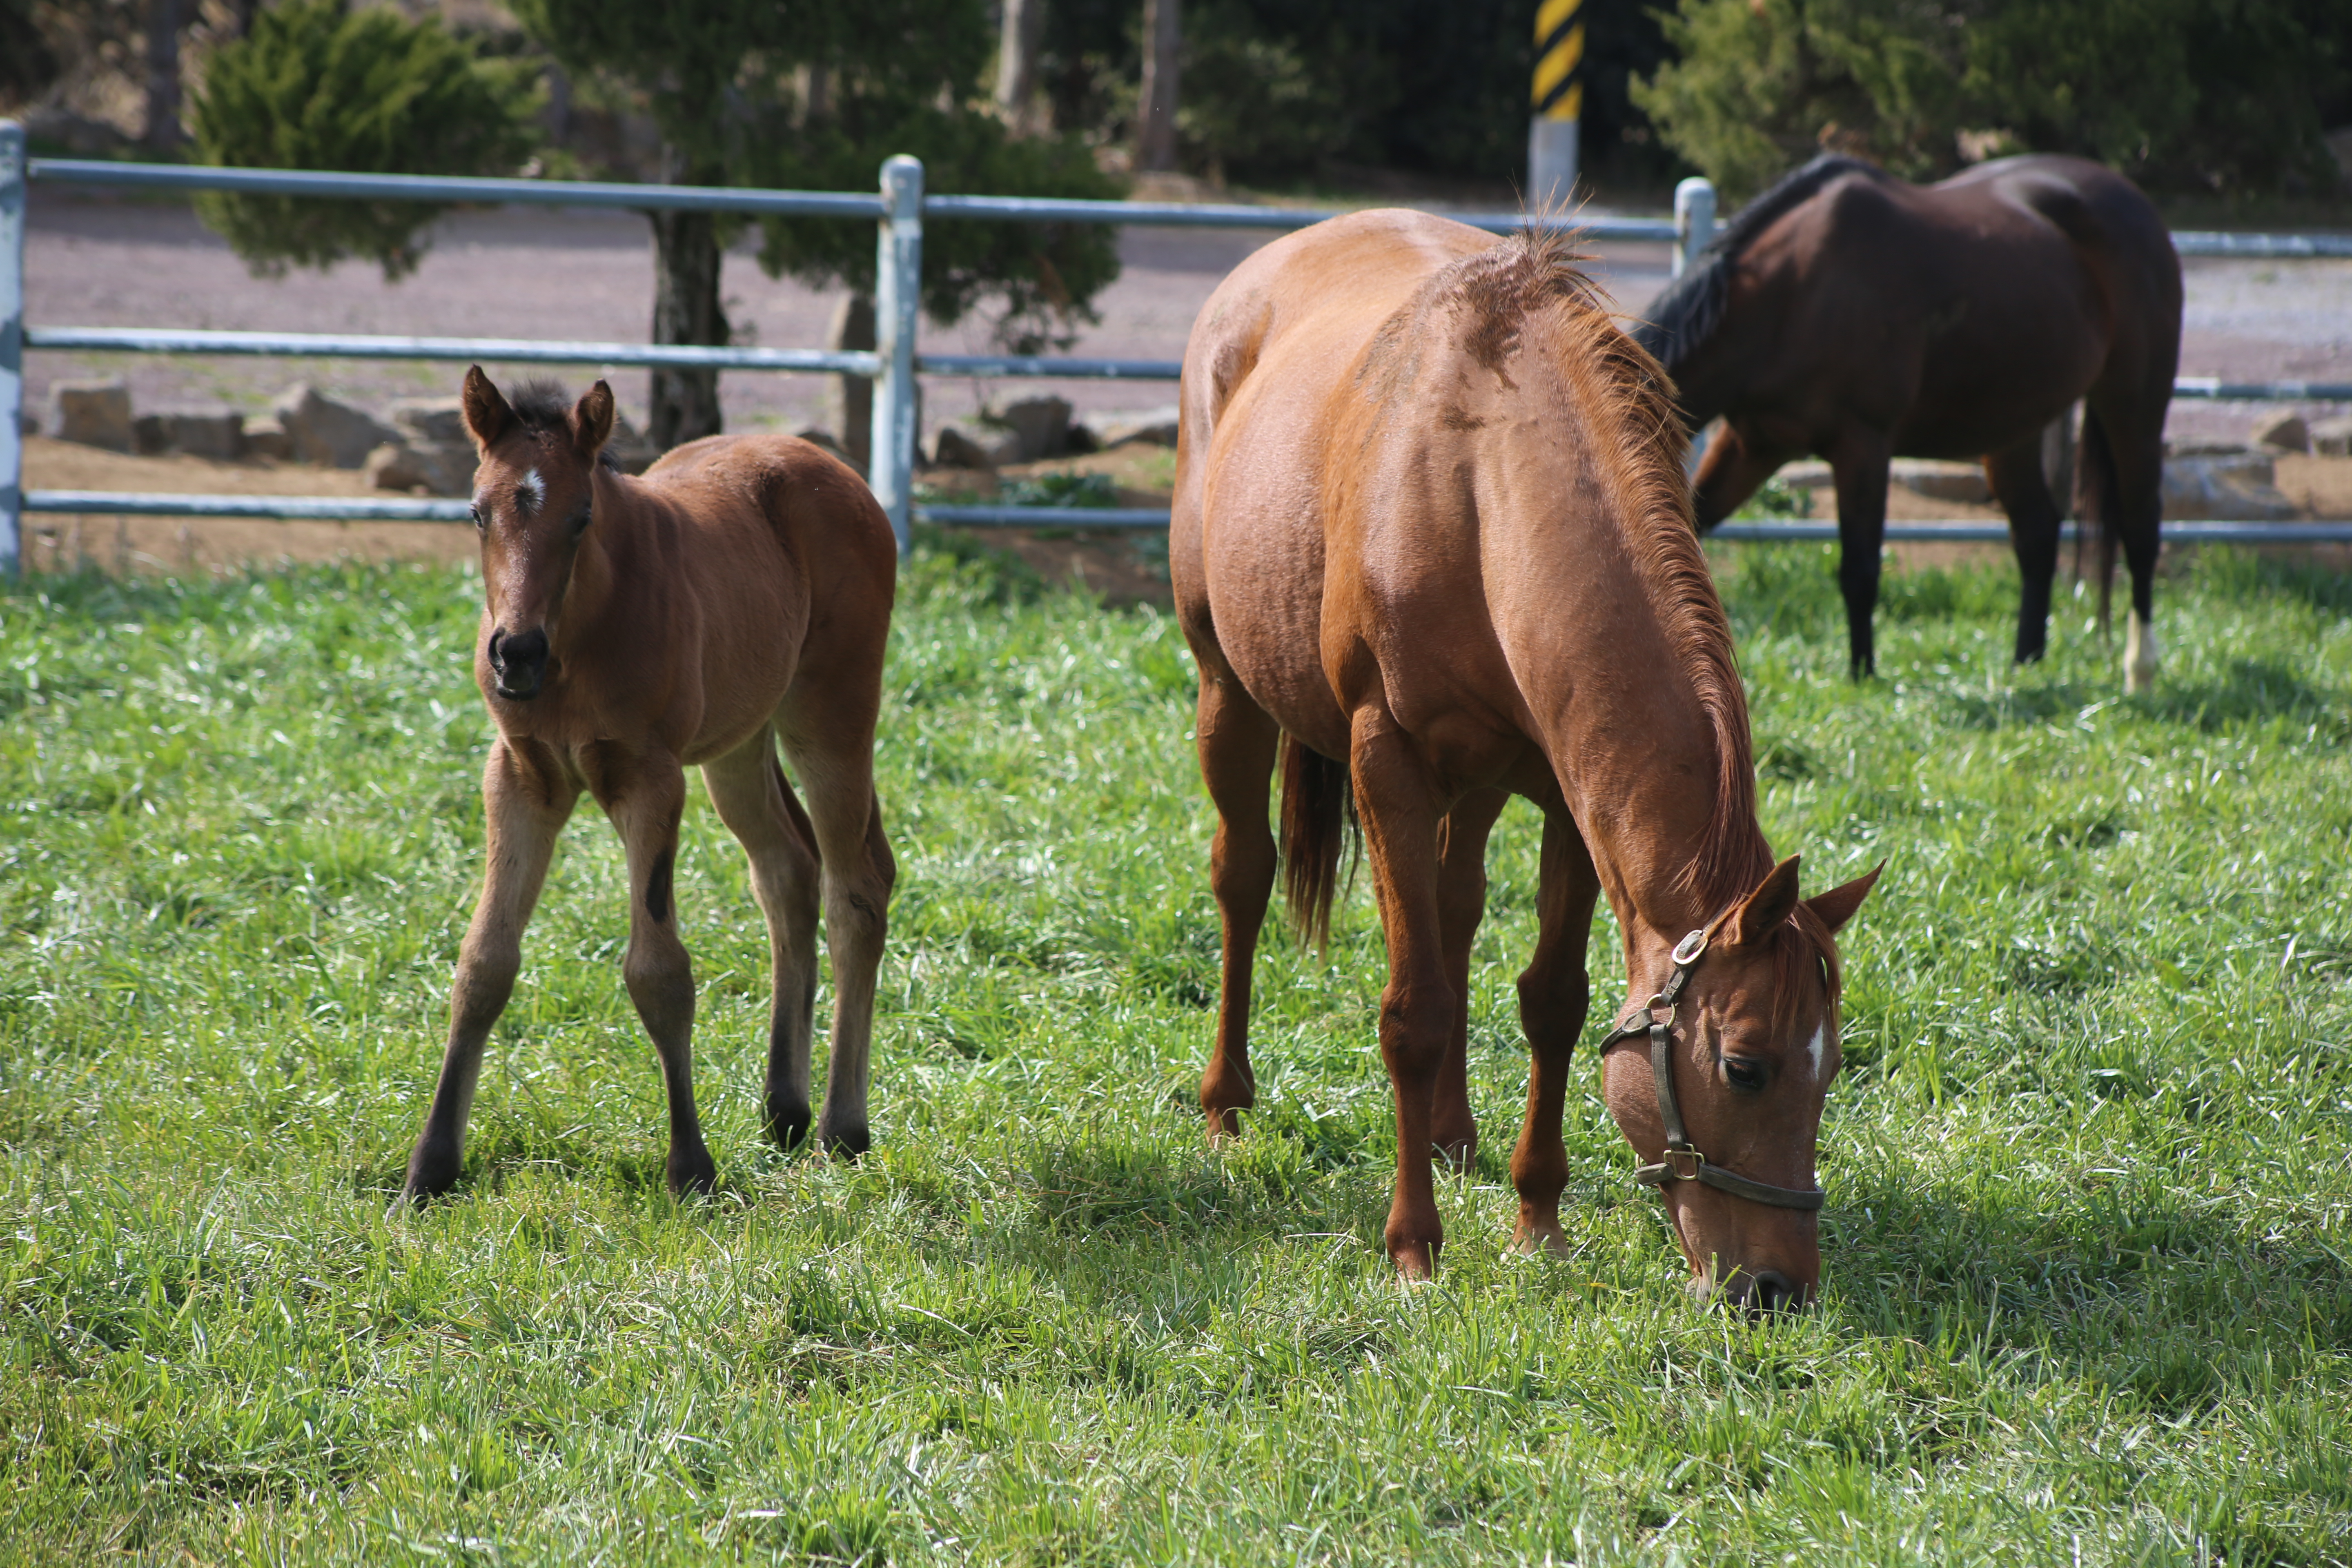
<box><xmin>1445</xmin><ymin>233</ymin><xmax>1841</xmax><ymax>1023</ymax></box>
<box><xmin>1633</xmin><ymin>155</ymin><xmax>1881</xmax><ymax>372</ymax></box>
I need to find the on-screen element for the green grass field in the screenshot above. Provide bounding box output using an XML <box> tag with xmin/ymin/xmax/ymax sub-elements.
<box><xmin>3</xmin><ymin>540</ymin><xmax>2349</xmax><ymax>1565</ymax></box>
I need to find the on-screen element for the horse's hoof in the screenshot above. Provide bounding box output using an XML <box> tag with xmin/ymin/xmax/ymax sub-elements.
<box><xmin>668</xmin><ymin>1149</ymin><xmax>718</xmax><ymax>1196</ymax></box>
<box><xmin>817</xmin><ymin>1119</ymin><xmax>870</xmax><ymax>1161</ymax></box>
<box><xmin>1510</xmin><ymin>1223</ymin><xmax>1572</xmax><ymax>1259</ymax></box>
<box><xmin>400</xmin><ymin>1141</ymin><xmax>462</xmax><ymax>1206</ymax></box>
<box><xmin>1204</xmin><ymin>1106</ymin><xmax>1244</xmax><ymax>1145</ymax></box>
<box><xmin>1388</xmin><ymin>1238</ymin><xmax>1439</xmax><ymax>1281</ymax></box>
<box><xmin>764</xmin><ymin>1094</ymin><xmax>812</xmax><ymax>1152</ymax></box>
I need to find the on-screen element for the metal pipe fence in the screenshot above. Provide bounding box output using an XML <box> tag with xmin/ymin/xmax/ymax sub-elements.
<box><xmin>4</xmin><ymin>126</ymin><xmax>2350</xmax><ymax>572</ymax></box>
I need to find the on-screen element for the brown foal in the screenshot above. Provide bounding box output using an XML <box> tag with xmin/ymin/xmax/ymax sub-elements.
<box><xmin>396</xmin><ymin>368</ymin><xmax>897</xmax><ymax>1204</ymax></box>
<box><xmin>1174</xmin><ymin>213</ymin><xmax>1880</xmax><ymax>1304</ymax></box>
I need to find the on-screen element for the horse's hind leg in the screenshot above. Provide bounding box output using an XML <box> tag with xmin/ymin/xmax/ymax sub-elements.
<box><xmin>777</xmin><ymin>701</ymin><xmax>895</xmax><ymax>1159</ymax></box>
<box><xmin>1829</xmin><ymin>428</ymin><xmax>1892</xmax><ymax>678</ymax></box>
<box><xmin>601</xmin><ymin>747</ymin><xmax>716</xmax><ymax>1195</ymax></box>
<box><xmin>1987</xmin><ymin>433</ymin><xmax>2064</xmax><ymax>664</ymax></box>
<box><xmin>399</xmin><ymin>739</ymin><xmax>577</xmax><ymax>1206</ymax></box>
<box><xmin>1508</xmin><ymin>806</ymin><xmax>1599</xmax><ymax>1256</ymax></box>
<box><xmin>2087</xmin><ymin>395</ymin><xmax>2167</xmax><ymax>693</ymax></box>
<box><xmin>1350</xmin><ymin>713</ymin><xmax>1453</xmax><ymax>1279</ymax></box>
<box><xmin>701</xmin><ymin>726</ymin><xmax>822</xmax><ymax>1150</ymax></box>
<box><xmin>1430</xmin><ymin>788</ymin><xmax>1507</xmax><ymax>1169</ymax></box>
<box><xmin>1194</xmin><ymin>662</ymin><xmax>1281</xmax><ymax>1142</ymax></box>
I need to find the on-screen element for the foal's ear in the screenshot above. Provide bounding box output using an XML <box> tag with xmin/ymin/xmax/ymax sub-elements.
<box><xmin>572</xmin><ymin>380</ymin><xmax>616</xmax><ymax>461</ymax></box>
<box><xmin>462</xmin><ymin>365</ymin><xmax>515</xmax><ymax>450</ymax></box>
<box><xmin>1804</xmin><ymin>860</ymin><xmax>1884</xmax><ymax>937</ymax></box>
<box><xmin>1724</xmin><ymin>854</ymin><xmax>1803</xmax><ymax>947</ymax></box>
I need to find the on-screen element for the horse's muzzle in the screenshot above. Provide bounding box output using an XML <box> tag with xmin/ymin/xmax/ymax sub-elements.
<box><xmin>1696</xmin><ymin>1267</ymin><xmax>1809</xmax><ymax>1315</ymax></box>
<box><xmin>488</xmin><ymin>626</ymin><xmax>550</xmax><ymax>700</ymax></box>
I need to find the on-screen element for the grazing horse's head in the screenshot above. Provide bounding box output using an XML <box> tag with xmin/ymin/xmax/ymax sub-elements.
<box><xmin>459</xmin><ymin>366</ymin><xmax>617</xmax><ymax>703</ymax></box>
<box><xmin>1601</xmin><ymin>856</ymin><xmax>1880</xmax><ymax>1312</ymax></box>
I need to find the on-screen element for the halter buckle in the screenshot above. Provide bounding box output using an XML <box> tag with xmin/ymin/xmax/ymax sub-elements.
<box><xmin>1662</xmin><ymin>1145</ymin><xmax>1706</xmax><ymax>1183</ymax></box>
<box><xmin>1672</xmin><ymin>929</ymin><xmax>1709</xmax><ymax>966</ymax></box>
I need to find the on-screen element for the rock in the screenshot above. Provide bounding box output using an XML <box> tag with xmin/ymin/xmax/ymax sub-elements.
<box><xmin>2162</xmin><ymin>452</ymin><xmax>2296</xmax><ymax>521</ymax></box>
<box><xmin>133</xmin><ymin>413</ymin><xmax>172</xmax><ymax>456</ymax></box>
<box><xmin>388</xmin><ymin>396</ymin><xmax>471</xmax><ymax>446</ymax></box>
<box><xmin>1089</xmin><ymin>406</ymin><xmax>1183</xmax><ymax>449</ymax></box>
<box><xmin>2252</xmin><ymin>411</ymin><xmax>2310</xmax><ymax>453</ymax></box>
<box><xmin>272</xmin><ymin>383</ymin><xmax>401</xmax><ymax>468</ymax></box>
<box><xmin>933</xmin><ymin>421</ymin><xmax>1022</xmax><ymax>470</ymax></box>
<box><xmin>2310</xmin><ymin>415</ymin><xmax>2352</xmax><ymax>458</ymax></box>
<box><xmin>165</xmin><ymin>411</ymin><xmax>245</xmax><ymax>461</ymax></box>
<box><xmin>1889</xmin><ymin>459</ymin><xmax>1991</xmax><ymax>505</ymax></box>
<box><xmin>996</xmin><ymin>396</ymin><xmax>1073</xmax><ymax>461</ymax></box>
<box><xmin>365</xmin><ymin>440</ymin><xmax>474</xmax><ymax>495</ymax></box>
<box><xmin>51</xmin><ymin>380</ymin><xmax>134</xmax><ymax>452</ymax></box>
<box><xmin>243</xmin><ymin>417</ymin><xmax>293</xmax><ymax>462</ymax></box>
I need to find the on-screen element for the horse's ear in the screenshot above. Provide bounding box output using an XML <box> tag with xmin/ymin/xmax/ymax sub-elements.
<box><xmin>462</xmin><ymin>365</ymin><xmax>514</xmax><ymax>450</ymax></box>
<box><xmin>1804</xmin><ymin>860</ymin><xmax>1883</xmax><ymax>937</ymax></box>
<box><xmin>572</xmin><ymin>380</ymin><xmax>616</xmax><ymax>461</ymax></box>
<box><xmin>1724</xmin><ymin>854</ymin><xmax>1802</xmax><ymax>947</ymax></box>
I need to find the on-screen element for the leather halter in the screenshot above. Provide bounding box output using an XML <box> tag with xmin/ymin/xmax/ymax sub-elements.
<box><xmin>1595</xmin><ymin>924</ymin><xmax>1827</xmax><ymax>1212</ymax></box>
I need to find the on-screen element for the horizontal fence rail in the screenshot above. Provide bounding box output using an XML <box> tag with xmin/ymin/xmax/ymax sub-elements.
<box><xmin>5</xmin><ymin>132</ymin><xmax>2352</xmax><ymax>567</ymax></box>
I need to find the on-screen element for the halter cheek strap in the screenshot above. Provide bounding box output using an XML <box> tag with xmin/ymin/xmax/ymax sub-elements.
<box><xmin>1595</xmin><ymin>926</ymin><xmax>1826</xmax><ymax>1212</ymax></box>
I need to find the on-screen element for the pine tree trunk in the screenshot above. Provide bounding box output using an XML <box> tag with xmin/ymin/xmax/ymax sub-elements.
<box><xmin>1138</xmin><ymin>0</ymin><xmax>1181</xmax><ymax>172</ymax></box>
<box><xmin>648</xmin><ymin>209</ymin><xmax>728</xmax><ymax>449</ymax></box>
<box><xmin>145</xmin><ymin>0</ymin><xmax>183</xmax><ymax>152</ymax></box>
<box><xmin>996</xmin><ymin>0</ymin><xmax>1047</xmax><ymax>134</ymax></box>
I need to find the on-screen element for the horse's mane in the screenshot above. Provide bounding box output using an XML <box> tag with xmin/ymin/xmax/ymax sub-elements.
<box><xmin>1442</xmin><ymin>232</ymin><xmax>1837</xmax><ymax>1016</ymax></box>
<box><xmin>1630</xmin><ymin>155</ymin><xmax>1884</xmax><ymax>373</ymax></box>
<box><xmin>506</xmin><ymin>378</ymin><xmax>621</xmax><ymax>470</ymax></box>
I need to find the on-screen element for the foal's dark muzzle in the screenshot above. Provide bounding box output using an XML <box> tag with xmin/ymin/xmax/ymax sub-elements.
<box><xmin>488</xmin><ymin>626</ymin><xmax>550</xmax><ymax>699</ymax></box>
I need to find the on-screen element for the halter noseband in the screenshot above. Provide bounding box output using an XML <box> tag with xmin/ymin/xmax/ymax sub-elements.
<box><xmin>1595</xmin><ymin>924</ymin><xmax>1826</xmax><ymax>1212</ymax></box>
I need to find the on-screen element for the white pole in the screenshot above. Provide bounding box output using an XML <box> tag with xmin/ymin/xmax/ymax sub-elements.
<box><xmin>0</xmin><ymin>120</ymin><xmax>24</xmax><ymax>577</ymax></box>
<box><xmin>1673</xmin><ymin>177</ymin><xmax>1716</xmax><ymax>279</ymax></box>
<box><xmin>869</xmin><ymin>154</ymin><xmax>923</xmax><ymax>557</ymax></box>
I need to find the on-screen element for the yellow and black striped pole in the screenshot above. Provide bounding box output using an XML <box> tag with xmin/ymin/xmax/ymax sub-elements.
<box><xmin>1529</xmin><ymin>0</ymin><xmax>1585</xmax><ymax>212</ymax></box>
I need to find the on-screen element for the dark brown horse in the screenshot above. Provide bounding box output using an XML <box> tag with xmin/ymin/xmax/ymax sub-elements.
<box><xmin>1174</xmin><ymin>212</ymin><xmax>1880</xmax><ymax>1305</ymax></box>
<box><xmin>396</xmin><ymin>368</ymin><xmax>897</xmax><ymax>1205</ymax></box>
<box><xmin>1633</xmin><ymin>154</ymin><xmax>2181</xmax><ymax>689</ymax></box>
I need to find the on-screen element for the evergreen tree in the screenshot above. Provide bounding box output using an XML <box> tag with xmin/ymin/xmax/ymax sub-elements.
<box><xmin>188</xmin><ymin>0</ymin><xmax>538</xmax><ymax>281</ymax></box>
<box><xmin>508</xmin><ymin>0</ymin><xmax>1123</xmax><ymax>446</ymax></box>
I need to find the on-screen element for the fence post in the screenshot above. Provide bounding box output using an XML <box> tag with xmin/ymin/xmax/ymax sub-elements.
<box><xmin>0</xmin><ymin>120</ymin><xmax>25</xmax><ymax>577</ymax></box>
<box><xmin>1672</xmin><ymin>177</ymin><xmax>1715</xmax><ymax>280</ymax></box>
<box><xmin>869</xmin><ymin>154</ymin><xmax>923</xmax><ymax>557</ymax></box>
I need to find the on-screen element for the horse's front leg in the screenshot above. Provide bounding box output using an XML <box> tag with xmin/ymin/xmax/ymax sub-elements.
<box><xmin>1829</xmin><ymin>429</ymin><xmax>1893</xmax><ymax>678</ymax></box>
<box><xmin>1350</xmin><ymin>714</ymin><xmax>1453</xmax><ymax>1279</ymax></box>
<box><xmin>1430</xmin><ymin>788</ymin><xmax>1507</xmax><ymax>1169</ymax></box>
<box><xmin>1192</xmin><ymin>664</ymin><xmax>1281</xmax><ymax>1143</ymax></box>
<box><xmin>1509</xmin><ymin>807</ymin><xmax>1600</xmax><ymax>1256</ymax></box>
<box><xmin>600</xmin><ymin>746</ymin><xmax>715</xmax><ymax>1195</ymax></box>
<box><xmin>399</xmin><ymin>739</ymin><xmax>577</xmax><ymax>1206</ymax></box>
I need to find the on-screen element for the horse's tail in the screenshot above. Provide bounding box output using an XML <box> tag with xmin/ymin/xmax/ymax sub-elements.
<box><xmin>1278</xmin><ymin>733</ymin><xmax>1354</xmax><ymax>950</ymax></box>
<box><xmin>2076</xmin><ymin>405</ymin><xmax>2123</xmax><ymax>637</ymax></box>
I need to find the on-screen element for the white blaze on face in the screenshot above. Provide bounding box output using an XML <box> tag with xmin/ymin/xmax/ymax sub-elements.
<box><xmin>517</xmin><ymin>469</ymin><xmax>546</xmax><ymax>514</ymax></box>
<box><xmin>1807</xmin><ymin>1021</ymin><xmax>1829</xmax><ymax>1083</ymax></box>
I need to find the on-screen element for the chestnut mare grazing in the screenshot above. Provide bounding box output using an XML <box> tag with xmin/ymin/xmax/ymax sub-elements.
<box><xmin>1633</xmin><ymin>154</ymin><xmax>2181</xmax><ymax>690</ymax></box>
<box><xmin>396</xmin><ymin>369</ymin><xmax>897</xmax><ymax>1205</ymax></box>
<box><xmin>1174</xmin><ymin>213</ymin><xmax>1880</xmax><ymax>1305</ymax></box>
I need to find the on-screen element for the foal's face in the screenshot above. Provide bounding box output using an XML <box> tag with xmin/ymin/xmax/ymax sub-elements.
<box><xmin>459</xmin><ymin>368</ymin><xmax>615</xmax><ymax>703</ymax></box>
<box><xmin>1601</xmin><ymin>858</ymin><xmax>1879</xmax><ymax>1312</ymax></box>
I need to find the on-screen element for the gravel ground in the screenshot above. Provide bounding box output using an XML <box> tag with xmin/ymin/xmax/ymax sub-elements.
<box><xmin>18</xmin><ymin>188</ymin><xmax>2351</xmax><ymax>456</ymax></box>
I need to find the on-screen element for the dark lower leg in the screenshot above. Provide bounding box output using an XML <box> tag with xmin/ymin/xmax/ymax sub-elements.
<box><xmin>1430</xmin><ymin>790</ymin><xmax>1504</xmax><ymax>1168</ymax></box>
<box><xmin>1508</xmin><ymin>811</ymin><xmax>1597</xmax><ymax>1252</ymax></box>
<box><xmin>1989</xmin><ymin>435</ymin><xmax>2062</xmax><ymax>664</ymax></box>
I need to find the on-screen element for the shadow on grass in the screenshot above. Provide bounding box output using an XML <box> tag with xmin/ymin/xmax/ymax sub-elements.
<box><xmin>1828</xmin><ymin>1176</ymin><xmax>2352</xmax><ymax>1413</ymax></box>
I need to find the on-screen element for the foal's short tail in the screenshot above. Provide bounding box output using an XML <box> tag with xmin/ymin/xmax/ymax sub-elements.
<box><xmin>1278</xmin><ymin>733</ymin><xmax>1355</xmax><ymax>951</ymax></box>
<box><xmin>2076</xmin><ymin>406</ymin><xmax>2124</xmax><ymax>637</ymax></box>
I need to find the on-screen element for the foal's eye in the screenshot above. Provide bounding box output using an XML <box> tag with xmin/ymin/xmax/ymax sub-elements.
<box><xmin>569</xmin><ymin>508</ymin><xmax>592</xmax><ymax>537</ymax></box>
<box><xmin>469</xmin><ymin>504</ymin><xmax>486</xmax><ymax>534</ymax></box>
<box><xmin>1722</xmin><ymin>1057</ymin><xmax>1768</xmax><ymax>1092</ymax></box>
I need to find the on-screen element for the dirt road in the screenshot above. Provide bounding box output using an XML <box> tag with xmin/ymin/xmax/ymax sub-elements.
<box><xmin>26</xmin><ymin>191</ymin><xmax>2348</xmax><ymax>445</ymax></box>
